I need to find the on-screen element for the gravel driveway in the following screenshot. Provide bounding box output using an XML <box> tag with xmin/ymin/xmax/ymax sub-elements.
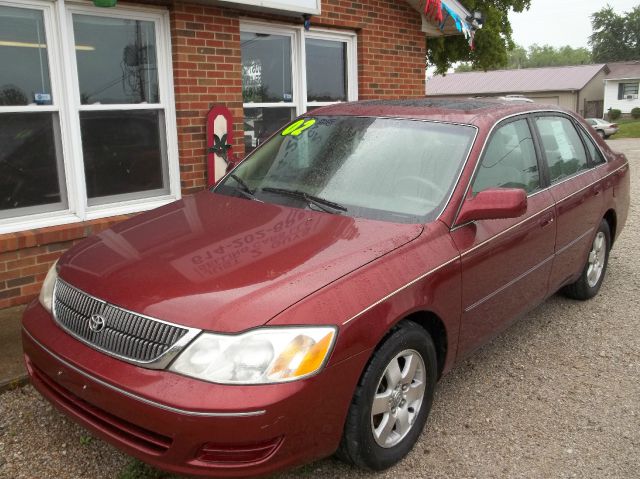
<box><xmin>1</xmin><ymin>139</ymin><xmax>638</xmax><ymax>479</ymax></box>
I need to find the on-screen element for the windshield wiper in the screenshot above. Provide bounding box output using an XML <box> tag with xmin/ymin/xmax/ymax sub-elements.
<box><xmin>228</xmin><ymin>174</ymin><xmax>261</xmax><ymax>201</ymax></box>
<box><xmin>261</xmin><ymin>187</ymin><xmax>347</xmax><ymax>214</ymax></box>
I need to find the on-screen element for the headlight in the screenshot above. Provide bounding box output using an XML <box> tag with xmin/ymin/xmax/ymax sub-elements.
<box><xmin>38</xmin><ymin>260</ymin><xmax>58</xmax><ymax>313</ymax></box>
<box><xmin>169</xmin><ymin>326</ymin><xmax>337</xmax><ymax>384</ymax></box>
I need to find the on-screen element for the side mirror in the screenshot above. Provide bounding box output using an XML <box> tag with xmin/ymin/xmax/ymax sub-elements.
<box><xmin>457</xmin><ymin>188</ymin><xmax>527</xmax><ymax>224</ymax></box>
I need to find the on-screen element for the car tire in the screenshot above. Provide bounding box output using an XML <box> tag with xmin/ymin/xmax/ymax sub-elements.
<box><xmin>597</xmin><ymin>130</ymin><xmax>605</xmax><ymax>138</ymax></box>
<box><xmin>336</xmin><ymin>321</ymin><xmax>437</xmax><ymax>470</ymax></box>
<box><xmin>562</xmin><ymin>219</ymin><xmax>611</xmax><ymax>300</ymax></box>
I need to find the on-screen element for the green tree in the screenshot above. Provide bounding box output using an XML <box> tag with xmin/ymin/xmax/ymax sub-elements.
<box><xmin>590</xmin><ymin>5</ymin><xmax>640</xmax><ymax>62</ymax></box>
<box><xmin>454</xmin><ymin>44</ymin><xmax>592</xmax><ymax>73</ymax></box>
<box><xmin>506</xmin><ymin>45</ymin><xmax>528</xmax><ymax>69</ymax></box>
<box><xmin>427</xmin><ymin>0</ymin><xmax>532</xmax><ymax>75</ymax></box>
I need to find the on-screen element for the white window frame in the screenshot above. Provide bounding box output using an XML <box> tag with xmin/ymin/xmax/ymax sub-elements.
<box><xmin>0</xmin><ymin>0</ymin><xmax>180</xmax><ymax>235</ymax></box>
<box><xmin>240</xmin><ymin>19</ymin><xmax>357</xmax><ymax>141</ymax></box>
<box><xmin>302</xmin><ymin>28</ymin><xmax>358</xmax><ymax>110</ymax></box>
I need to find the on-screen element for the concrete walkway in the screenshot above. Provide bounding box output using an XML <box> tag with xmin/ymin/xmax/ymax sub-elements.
<box><xmin>0</xmin><ymin>305</ymin><xmax>27</xmax><ymax>391</ymax></box>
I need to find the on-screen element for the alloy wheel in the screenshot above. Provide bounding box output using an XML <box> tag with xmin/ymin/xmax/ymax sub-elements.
<box><xmin>587</xmin><ymin>231</ymin><xmax>606</xmax><ymax>288</ymax></box>
<box><xmin>370</xmin><ymin>349</ymin><xmax>426</xmax><ymax>448</ymax></box>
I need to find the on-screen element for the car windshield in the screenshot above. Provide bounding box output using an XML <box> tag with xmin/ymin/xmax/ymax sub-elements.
<box><xmin>214</xmin><ymin>116</ymin><xmax>476</xmax><ymax>223</ymax></box>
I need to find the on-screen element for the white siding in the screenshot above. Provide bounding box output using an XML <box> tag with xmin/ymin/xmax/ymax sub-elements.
<box><xmin>604</xmin><ymin>79</ymin><xmax>640</xmax><ymax>114</ymax></box>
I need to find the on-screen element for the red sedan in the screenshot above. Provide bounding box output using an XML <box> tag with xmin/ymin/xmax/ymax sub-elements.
<box><xmin>22</xmin><ymin>99</ymin><xmax>630</xmax><ymax>477</ymax></box>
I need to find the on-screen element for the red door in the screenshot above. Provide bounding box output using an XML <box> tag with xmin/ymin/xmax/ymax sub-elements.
<box><xmin>451</xmin><ymin>117</ymin><xmax>557</xmax><ymax>357</ymax></box>
<box><xmin>533</xmin><ymin>115</ymin><xmax>605</xmax><ymax>292</ymax></box>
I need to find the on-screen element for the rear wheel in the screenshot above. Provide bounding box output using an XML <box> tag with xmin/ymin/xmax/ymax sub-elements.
<box><xmin>562</xmin><ymin>219</ymin><xmax>610</xmax><ymax>300</ymax></box>
<box><xmin>337</xmin><ymin>321</ymin><xmax>437</xmax><ymax>470</ymax></box>
<box><xmin>597</xmin><ymin>130</ymin><xmax>605</xmax><ymax>138</ymax></box>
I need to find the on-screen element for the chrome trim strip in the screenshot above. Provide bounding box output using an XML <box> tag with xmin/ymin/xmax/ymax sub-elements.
<box><xmin>464</xmin><ymin>255</ymin><xmax>554</xmax><ymax>313</ymax></box>
<box><xmin>552</xmin><ymin>164</ymin><xmax>623</xmax><ymax>202</ymax></box>
<box><xmin>52</xmin><ymin>279</ymin><xmax>202</xmax><ymax>370</ymax></box>
<box><xmin>452</xmin><ymin>162</ymin><xmax>626</xmax><ymax>240</ymax></box>
<box><xmin>464</xmin><ymin>227</ymin><xmax>594</xmax><ymax>312</ymax></box>
<box><xmin>342</xmin><ymin>256</ymin><xmax>459</xmax><ymax>325</ymax></box>
<box><xmin>459</xmin><ymin>204</ymin><xmax>556</xmax><ymax>257</ymax></box>
<box><xmin>24</xmin><ymin>327</ymin><xmax>266</xmax><ymax>418</ymax></box>
<box><xmin>342</xmin><ymin>223</ymin><xmax>598</xmax><ymax>326</ymax></box>
<box><xmin>556</xmin><ymin>228</ymin><xmax>594</xmax><ymax>256</ymax></box>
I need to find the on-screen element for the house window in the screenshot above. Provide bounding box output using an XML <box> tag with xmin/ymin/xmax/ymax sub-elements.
<box><xmin>618</xmin><ymin>82</ymin><xmax>639</xmax><ymax>100</ymax></box>
<box><xmin>0</xmin><ymin>1</ymin><xmax>179</xmax><ymax>234</ymax></box>
<box><xmin>0</xmin><ymin>4</ymin><xmax>67</xmax><ymax>219</ymax></box>
<box><xmin>240</xmin><ymin>21</ymin><xmax>357</xmax><ymax>155</ymax></box>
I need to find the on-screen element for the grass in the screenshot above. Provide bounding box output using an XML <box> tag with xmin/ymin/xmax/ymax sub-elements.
<box><xmin>610</xmin><ymin>118</ymin><xmax>640</xmax><ymax>139</ymax></box>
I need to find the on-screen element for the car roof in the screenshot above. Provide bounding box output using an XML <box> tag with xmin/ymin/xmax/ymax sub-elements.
<box><xmin>307</xmin><ymin>98</ymin><xmax>569</xmax><ymax>127</ymax></box>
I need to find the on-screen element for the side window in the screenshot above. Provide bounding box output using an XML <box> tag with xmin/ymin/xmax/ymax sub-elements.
<box><xmin>472</xmin><ymin>119</ymin><xmax>540</xmax><ymax>195</ymax></box>
<box><xmin>535</xmin><ymin>116</ymin><xmax>588</xmax><ymax>183</ymax></box>
<box><xmin>578</xmin><ymin>128</ymin><xmax>606</xmax><ymax>165</ymax></box>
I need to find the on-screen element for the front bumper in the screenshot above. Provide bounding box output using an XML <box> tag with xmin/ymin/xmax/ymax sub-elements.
<box><xmin>22</xmin><ymin>301</ymin><xmax>368</xmax><ymax>477</ymax></box>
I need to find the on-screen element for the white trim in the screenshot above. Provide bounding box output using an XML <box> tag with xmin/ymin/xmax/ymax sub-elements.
<box><xmin>243</xmin><ymin>102</ymin><xmax>297</xmax><ymax>108</ymax></box>
<box><xmin>0</xmin><ymin>105</ymin><xmax>59</xmax><ymax>113</ymax></box>
<box><xmin>219</xmin><ymin>0</ymin><xmax>320</xmax><ymax>16</ymax></box>
<box><xmin>1</xmin><ymin>0</ymin><xmax>180</xmax><ymax>235</ymax></box>
<box><xmin>0</xmin><ymin>212</ymin><xmax>82</xmax><ymax>236</ymax></box>
<box><xmin>77</xmin><ymin>103</ymin><xmax>164</xmax><ymax>111</ymax></box>
<box><xmin>605</xmin><ymin>77</ymin><xmax>640</xmax><ymax>82</ymax></box>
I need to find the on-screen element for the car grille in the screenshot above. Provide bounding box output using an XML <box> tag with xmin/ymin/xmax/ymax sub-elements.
<box><xmin>53</xmin><ymin>279</ymin><xmax>196</xmax><ymax>367</ymax></box>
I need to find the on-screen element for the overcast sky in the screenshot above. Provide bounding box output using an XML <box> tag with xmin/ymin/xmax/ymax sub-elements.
<box><xmin>508</xmin><ymin>0</ymin><xmax>638</xmax><ymax>49</ymax></box>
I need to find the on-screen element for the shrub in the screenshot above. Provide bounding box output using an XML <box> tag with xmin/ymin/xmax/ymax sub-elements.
<box><xmin>608</xmin><ymin>109</ymin><xmax>621</xmax><ymax>121</ymax></box>
<box><xmin>631</xmin><ymin>107</ymin><xmax>640</xmax><ymax>119</ymax></box>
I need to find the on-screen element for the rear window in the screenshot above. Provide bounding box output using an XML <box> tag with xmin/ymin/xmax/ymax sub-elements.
<box><xmin>536</xmin><ymin>116</ymin><xmax>589</xmax><ymax>183</ymax></box>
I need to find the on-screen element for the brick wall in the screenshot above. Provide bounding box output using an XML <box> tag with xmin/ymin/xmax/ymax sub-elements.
<box><xmin>173</xmin><ymin>0</ymin><xmax>426</xmax><ymax>192</ymax></box>
<box><xmin>0</xmin><ymin>217</ymin><xmax>128</xmax><ymax>309</ymax></box>
<box><xmin>0</xmin><ymin>0</ymin><xmax>426</xmax><ymax>309</ymax></box>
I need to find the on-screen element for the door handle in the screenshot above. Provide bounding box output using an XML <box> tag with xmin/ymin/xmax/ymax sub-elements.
<box><xmin>593</xmin><ymin>184</ymin><xmax>602</xmax><ymax>196</ymax></box>
<box><xmin>540</xmin><ymin>214</ymin><xmax>554</xmax><ymax>228</ymax></box>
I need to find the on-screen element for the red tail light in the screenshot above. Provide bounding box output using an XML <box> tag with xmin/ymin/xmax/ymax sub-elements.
<box><xmin>196</xmin><ymin>436</ymin><xmax>283</xmax><ymax>465</ymax></box>
<box><xmin>611</xmin><ymin>124</ymin><xmax>618</xmax><ymax>128</ymax></box>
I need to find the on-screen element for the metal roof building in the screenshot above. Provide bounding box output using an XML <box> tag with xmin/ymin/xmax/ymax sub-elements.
<box><xmin>426</xmin><ymin>64</ymin><xmax>609</xmax><ymax>117</ymax></box>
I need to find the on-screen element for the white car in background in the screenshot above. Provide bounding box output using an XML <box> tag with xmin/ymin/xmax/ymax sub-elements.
<box><xmin>586</xmin><ymin>118</ymin><xmax>619</xmax><ymax>139</ymax></box>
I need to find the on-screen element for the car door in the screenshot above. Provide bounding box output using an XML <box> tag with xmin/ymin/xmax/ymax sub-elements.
<box><xmin>533</xmin><ymin>114</ymin><xmax>604</xmax><ymax>293</ymax></box>
<box><xmin>451</xmin><ymin>116</ymin><xmax>557</xmax><ymax>357</ymax></box>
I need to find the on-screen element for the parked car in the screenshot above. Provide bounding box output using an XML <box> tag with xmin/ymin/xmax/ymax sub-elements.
<box><xmin>586</xmin><ymin>118</ymin><xmax>619</xmax><ymax>138</ymax></box>
<box><xmin>23</xmin><ymin>99</ymin><xmax>630</xmax><ymax>478</ymax></box>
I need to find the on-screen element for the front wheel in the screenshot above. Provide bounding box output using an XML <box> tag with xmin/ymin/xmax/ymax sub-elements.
<box><xmin>337</xmin><ymin>321</ymin><xmax>437</xmax><ymax>470</ymax></box>
<box><xmin>562</xmin><ymin>219</ymin><xmax>610</xmax><ymax>300</ymax></box>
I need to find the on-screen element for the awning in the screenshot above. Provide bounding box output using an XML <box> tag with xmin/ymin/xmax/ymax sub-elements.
<box><xmin>405</xmin><ymin>0</ymin><xmax>480</xmax><ymax>48</ymax></box>
<box><xmin>213</xmin><ymin>0</ymin><xmax>321</xmax><ymax>16</ymax></box>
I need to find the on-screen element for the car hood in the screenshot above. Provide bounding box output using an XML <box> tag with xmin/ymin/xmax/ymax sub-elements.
<box><xmin>58</xmin><ymin>192</ymin><xmax>423</xmax><ymax>332</ymax></box>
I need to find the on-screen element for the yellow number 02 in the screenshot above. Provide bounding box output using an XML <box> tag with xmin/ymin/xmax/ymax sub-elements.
<box><xmin>281</xmin><ymin>119</ymin><xmax>316</xmax><ymax>137</ymax></box>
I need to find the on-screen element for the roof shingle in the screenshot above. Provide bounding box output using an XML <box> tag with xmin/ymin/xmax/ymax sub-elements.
<box><xmin>605</xmin><ymin>61</ymin><xmax>640</xmax><ymax>80</ymax></box>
